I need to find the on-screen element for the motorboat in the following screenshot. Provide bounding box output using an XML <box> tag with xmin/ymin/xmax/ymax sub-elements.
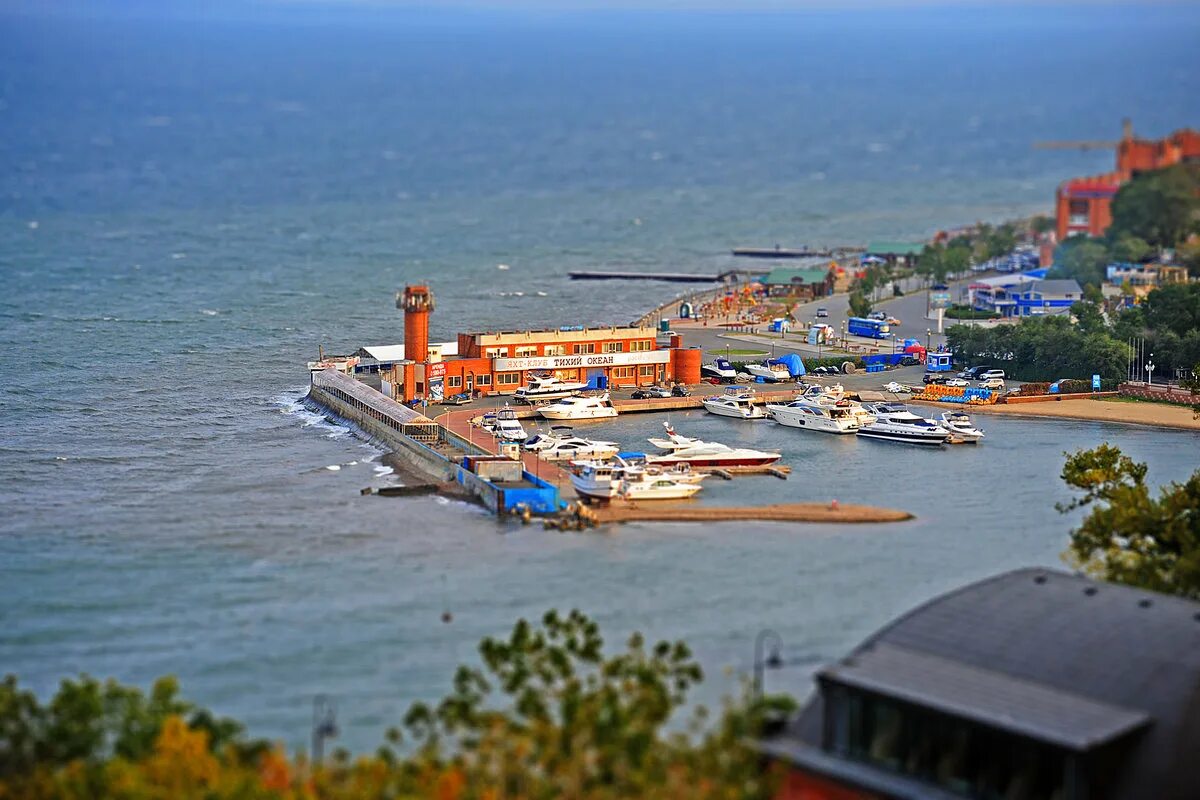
<box><xmin>884</xmin><ymin>381</ymin><xmax>914</xmax><ymax>395</ymax></box>
<box><xmin>744</xmin><ymin>360</ymin><xmax>792</xmax><ymax>382</ymax></box>
<box><xmin>568</xmin><ymin>459</ymin><xmax>703</xmax><ymax>500</ymax></box>
<box><xmin>938</xmin><ymin>411</ymin><xmax>985</xmax><ymax>444</ymax></box>
<box><xmin>538</xmin><ymin>393</ymin><xmax>618</xmax><ymax>421</ymax></box>
<box><xmin>766</xmin><ymin>397</ymin><xmax>859</xmax><ymax>434</ymax></box>
<box><xmin>514</xmin><ymin>373</ymin><xmax>589</xmax><ymax>402</ymax></box>
<box><xmin>522</xmin><ymin>428</ymin><xmax>621</xmax><ymax>461</ymax></box>
<box><xmin>856</xmin><ymin>403</ymin><xmax>950</xmax><ymax>446</ymax></box>
<box><xmin>643</xmin><ymin>427</ymin><xmax>781</xmax><ymax>468</ymax></box>
<box><xmin>701</xmin><ymin>388</ymin><xmax>768</xmax><ymax>419</ymax></box>
<box><xmin>700</xmin><ymin>358</ymin><xmax>738</xmax><ymax>382</ymax></box>
<box><xmin>492</xmin><ymin>404</ymin><xmax>528</xmax><ymax>441</ymax></box>
<box><xmin>587</xmin><ymin>454</ymin><xmax>709</xmax><ymax>485</ymax></box>
<box><xmin>647</xmin><ymin>421</ymin><xmax>704</xmax><ymax>451</ymax></box>
<box><xmin>794</xmin><ymin>384</ymin><xmax>873</xmax><ymax>427</ymax></box>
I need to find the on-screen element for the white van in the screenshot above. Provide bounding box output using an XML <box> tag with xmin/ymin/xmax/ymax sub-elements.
<box><xmin>977</xmin><ymin>369</ymin><xmax>1006</xmax><ymax>383</ymax></box>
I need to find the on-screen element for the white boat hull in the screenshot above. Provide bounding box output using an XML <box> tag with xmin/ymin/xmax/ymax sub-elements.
<box><xmin>538</xmin><ymin>407</ymin><xmax>618</xmax><ymax>421</ymax></box>
<box><xmin>767</xmin><ymin>405</ymin><xmax>858</xmax><ymax>434</ymax></box>
<box><xmin>701</xmin><ymin>399</ymin><xmax>768</xmax><ymax>419</ymax></box>
<box><xmin>856</xmin><ymin>427</ymin><xmax>948</xmax><ymax>446</ymax></box>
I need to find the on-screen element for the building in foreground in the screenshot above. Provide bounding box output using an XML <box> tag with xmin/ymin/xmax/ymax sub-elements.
<box><xmin>1055</xmin><ymin>125</ymin><xmax>1200</xmax><ymax>242</ymax></box>
<box><xmin>759</xmin><ymin>568</ymin><xmax>1200</xmax><ymax>800</ymax></box>
<box><xmin>971</xmin><ymin>276</ymin><xmax>1082</xmax><ymax>318</ymax></box>
<box><xmin>763</xmin><ymin>261</ymin><xmax>838</xmax><ymax>300</ymax></box>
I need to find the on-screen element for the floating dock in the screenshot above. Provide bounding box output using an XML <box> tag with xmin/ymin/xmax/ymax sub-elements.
<box><xmin>582</xmin><ymin>501</ymin><xmax>912</xmax><ymax>525</ymax></box>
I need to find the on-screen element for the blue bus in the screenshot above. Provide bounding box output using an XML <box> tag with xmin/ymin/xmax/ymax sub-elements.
<box><xmin>848</xmin><ymin>317</ymin><xmax>891</xmax><ymax>339</ymax></box>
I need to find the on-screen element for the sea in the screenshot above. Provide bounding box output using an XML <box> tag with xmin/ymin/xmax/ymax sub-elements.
<box><xmin>2</xmin><ymin>2</ymin><xmax>1199</xmax><ymax>752</ymax></box>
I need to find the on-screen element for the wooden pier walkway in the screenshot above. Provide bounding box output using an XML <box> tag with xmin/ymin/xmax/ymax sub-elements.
<box><xmin>586</xmin><ymin>501</ymin><xmax>912</xmax><ymax>525</ymax></box>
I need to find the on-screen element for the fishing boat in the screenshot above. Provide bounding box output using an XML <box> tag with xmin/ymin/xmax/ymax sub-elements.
<box><xmin>514</xmin><ymin>373</ymin><xmax>589</xmax><ymax>402</ymax></box>
<box><xmin>700</xmin><ymin>358</ymin><xmax>738</xmax><ymax>381</ymax></box>
<box><xmin>522</xmin><ymin>428</ymin><xmax>621</xmax><ymax>461</ymax></box>
<box><xmin>856</xmin><ymin>403</ymin><xmax>950</xmax><ymax>446</ymax></box>
<box><xmin>938</xmin><ymin>410</ymin><xmax>985</xmax><ymax>444</ymax></box>
<box><xmin>538</xmin><ymin>393</ymin><xmax>618</xmax><ymax>421</ymax></box>
<box><xmin>766</xmin><ymin>397</ymin><xmax>859</xmax><ymax>434</ymax></box>
<box><xmin>492</xmin><ymin>404</ymin><xmax>528</xmax><ymax>441</ymax></box>
<box><xmin>744</xmin><ymin>360</ymin><xmax>792</xmax><ymax>382</ymax></box>
<box><xmin>701</xmin><ymin>387</ymin><xmax>768</xmax><ymax>419</ymax></box>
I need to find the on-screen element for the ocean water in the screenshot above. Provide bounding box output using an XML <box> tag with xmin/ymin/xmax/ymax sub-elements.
<box><xmin>2</xmin><ymin>3</ymin><xmax>1199</xmax><ymax>751</ymax></box>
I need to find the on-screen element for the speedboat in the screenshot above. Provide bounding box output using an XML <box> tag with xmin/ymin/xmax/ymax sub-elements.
<box><xmin>492</xmin><ymin>404</ymin><xmax>527</xmax><ymax>441</ymax></box>
<box><xmin>568</xmin><ymin>458</ymin><xmax>703</xmax><ymax>500</ymax></box>
<box><xmin>700</xmin><ymin>358</ymin><xmax>738</xmax><ymax>382</ymax></box>
<box><xmin>855</xmin><ymin>403</ymin><xmax>950</xmax><ymax>446</ymax></box>
<box><xmin>744</xmin><ymin>360</ymin><xmax>792</xmax><ymax>382</ymax></box>
<box><xmin>701</xmin><ymin>388</ymin><xmax>767</xmax><ymax>419</ymax></box>
<box><xmin>514</xmin><ymin>373</ymin><xmax>589</xmax><ymax>402</ymax></box>
<box><xmin>884</xmin><ymin>381</ymin><xmax>914</xmax><ymax>395</ymax></box>
<box><xmin>766</xmin><ymin>397</ymin><xmax>859</xmax><ymax>434</ymax></box>
<box><xmin>522</xmin><ymin>428</ymin><xmax>621</xmax><ymax>461</ymax></box>
<box><xmin>647</xmin><ymin>421</ymin><xmax>704</xmax><ymax>451</ymax></box>
<box><xmin>794</xmin><ymin>384</ymin><xmax>873</xmax><ymax>427</ymax></box>
<box><xmin>938</xmin><ymin>411</ymin><xmax>985</xmax><ymax>444</ymax></box>
<box><xmin>615</xmin><ymin>472</ymin><xmax>704</xmax><ymax>501</ymax></box>
<box><xmin>538</xmin><ymin>393</ymin><xmax>618</xmax><ymax>421</ymax></box>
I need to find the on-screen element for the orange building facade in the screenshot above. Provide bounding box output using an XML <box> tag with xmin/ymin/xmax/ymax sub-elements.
<box><xmin>1055</xmin><ymin>127</ymin><xmax>1200</xmax><ymax>242</ymax></box>
<box><xmin>382</xmin><ymin>286</ymin><xmax>698</xmax><ymax>402</ymax></box>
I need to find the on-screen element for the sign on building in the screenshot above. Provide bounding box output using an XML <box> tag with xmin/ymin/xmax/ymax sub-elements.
<box><xmin>493</xmin><ymin>350</ymin><xmax>671</xmax><ymax>372</ymax></box>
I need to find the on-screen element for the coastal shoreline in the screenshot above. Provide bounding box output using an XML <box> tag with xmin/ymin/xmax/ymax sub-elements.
<box><xmin>909</xmin><ymin>397</ymin><xmax>1200</xmax><ymax>431</ymax></box>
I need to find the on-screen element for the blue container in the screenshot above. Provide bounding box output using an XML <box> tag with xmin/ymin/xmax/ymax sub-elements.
<box><xmin>659</xmin><ymin>319</ymin><xmax>671</xmax><ymax>333</ymax></box>
<box><xmin>597</xmin><ymin>376</ymin><xmax>609</xmax><ymax>390</ymax></box>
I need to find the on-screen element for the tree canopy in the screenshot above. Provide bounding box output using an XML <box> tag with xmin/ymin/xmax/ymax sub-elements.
<box><xmin>1060</xmin><ymin>445</ymin><xmax>1200</xmax><ymax>600</ymax></box>
<box><xmin>1108</xmin><ymin>163</ymin><xmax>1200</xmax><ymax>249</ymax></box>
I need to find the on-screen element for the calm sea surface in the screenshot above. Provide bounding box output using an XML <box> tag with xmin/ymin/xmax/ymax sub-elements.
<box><xmin>2</xmin><ymin>4</ymin><xmax>1199</xmax><ymax>751</ymax></box>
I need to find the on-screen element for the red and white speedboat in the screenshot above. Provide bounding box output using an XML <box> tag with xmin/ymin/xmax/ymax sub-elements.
<box><xmin>645</xmin><ymin>423</ymin><xmax>781</xmax><ymax>468</ymax></box>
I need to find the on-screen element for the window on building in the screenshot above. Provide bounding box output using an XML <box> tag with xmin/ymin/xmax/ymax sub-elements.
<box><xmin>603</xmin><ymin>342</ymin><xmax>623</xmax><ymax>353</ymax></box>
<box><xmin>630</xmin><ymin>340</ymin><xmax>653</xmax><ymax>352</ymax></box>
<box><xmin>613</xmin><ymin>367</ymin><xmax>635</xmax><ymax>378</ymax></box>
<box><xmin>639</xmin><ymin>365</ymin><xmax>655</xmax><ymax>377</ymax></box>
<box><xmin>447</xmin><ymin>375</ymin><xmax>462</xmax><ymax>388</ymax></box>
<box><xmin>484</xmin><ymin>347</ymin><xmax>507</xmax><ymax>358</ymax></box>
<box><xmin>514</xmin><ymin>346</ymin><xmax>538</xmax><ymax>358</ymax></box>
<box><xmin>573</xmin><ymin>343</ymin><xmax>596</xmax><ymax>354</ymax></box>
<box><xmin>496</xmin><ymin>372</ymin><xmax>520</xmax><ymax>386</ymax></box>
<box><xmin>544</xmin><ymin>345</ymin><xmax>566</xmax><ymax>356</ymax></box>
<box><xmin>830</xmin><ymin>688</ymin><xmax>1069</xmax><ymax>800</ymax></box>
<box><xmin>475</xmin><ymin>374</ymin><xmax>492</xmax><ymax>386</ymax></box>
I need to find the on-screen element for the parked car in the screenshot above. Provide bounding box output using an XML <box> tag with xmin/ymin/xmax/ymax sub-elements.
<box><xmin>945</xmin><ymin>378</ymin><xmax>968</xmax><ymax>387</ymax></box>
<box><xmin>868</xmin><ymin>311</ymin><xmax>887</xmax><ymax>321</ymax></box>
<box><xmin>899</xmin><ymin>355</ymin><xmax>921</xmax><ymax>367</ymax></box>
<box><xmin>631</xmin><ymin>386</ymin><xmax>673</xmax><ymax>399</ymax></box>
<box><xmin>980</xmin><ymin>377</ymin><xmax>1006</xmax><ymax>390</ymax></box>
<box><xmin>886</xmin><ymin>316</ymin><xmax>901</xmax><ymax>326</ymax></box>
<box><xmin>444</xmin><ymin>392</ymin><xmax>473</xmax><ymax>405</ymax></box>
<box><xmin>923</xmin><ymin>372</ymin><xmax>949</xmax><ymax>385</ymax></box>
<box><xmin>978</xmin><ymin>369</ymin><xmax>1007</xmax><ymax>382</ymax></box>
<box><xmin>816</xmin><ymin>307</ymin><xmax>829</xmax><ymax>318</ymax></box>
<box><xmin>957</xmin><ymin>365</ymin><xmax>989</xmax><ymax>380</ymax></box>
<box><xmin>671</xmin><ymin>384</ymin><xmax>691</xmax><ymax>397</ymax></box>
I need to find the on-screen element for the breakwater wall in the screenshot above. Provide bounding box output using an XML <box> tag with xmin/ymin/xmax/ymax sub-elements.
<box><xmin>1118</xmin><ymin>382</ymin><xmax>1197</xmax><ymax>406</ymax></box>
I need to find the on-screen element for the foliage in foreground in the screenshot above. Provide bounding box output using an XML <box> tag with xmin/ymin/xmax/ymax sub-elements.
<box><xmin>0</xmin><ymin>611</ymin><xmax>790</xmax><ymax>800</ymax></box>
<box><xmin>1060</xmin><ymin>445</ymin><xmax>1200</xmax><ymax>600</ymax></box>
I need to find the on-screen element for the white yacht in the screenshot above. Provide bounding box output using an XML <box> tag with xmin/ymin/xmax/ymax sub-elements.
<box><xmin>794</xmin><ymin>384</ymin><xmax>874</xmax><ymax>427</ymax></box>
<box><xmin>701</xmin><ymin>388</ymin><xmax>768</xmax><ymax>419</ymax></box>
<box><xmin>766</xmin><ymin>397</ymin><xmax>859</xmax><ymax>434</ymax></box>
<box><xmin>744</xmin><ymin>360</ymin><xmax>792</xmax><ymax>382</ymax></box>
<box><xmin>647</xmin><ymin>421</ymin><xmax>703</xmax><ymax>451</ymax></box>
<box><xmin>522</xmin><ymin>428</ymin><xmax>621</xmax><ymax>461</ymax></box>
<box><xmin>538</xmin><ymin>393</ymin><xmax>618</xmax><ymax>421</ymax></box>
<box><xmin>569</xmin><ymin>460</ymin><xmax>702</xmax><ymax>501</ymax></box>
<box><xmin>644</xmin><ymin>427</ymin><xmax>782</xmax><ymax>468</ymax></box>
<box><xmin>514</xmin><ymin>373</ymin><xmax>589</xmax><ymax>402</ymax></box>
<box><xmin>938</xmin><ymin>410</ymin><xmax>986</xmax><ymax>444</ymax></box>
<box><xmin>856</xmin><ymin>403</ymin><xmax>950</xmax><ymax>446</ymax></box>
<box><xmin>492</xmin><ymin>404</ymin><xmax>527</xmax><ymax>441</ymax></box>
<box><xmin>700</xmin><ymin>358</ymin><xmax>738</xmax><ymax>382</ymax></box>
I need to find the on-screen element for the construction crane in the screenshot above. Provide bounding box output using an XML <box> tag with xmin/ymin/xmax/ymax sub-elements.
<box><xmin>1033</xmin><ymin>118</ymin><xmax>1132</xmax><ymax>151</ymax></box>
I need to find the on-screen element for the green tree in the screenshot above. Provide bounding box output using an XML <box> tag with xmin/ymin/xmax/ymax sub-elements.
<box><xmin>943</xmin><ymin>245</ymin><xmax>970</xmax><ymax>279</ymax></box>
<box><xmin>847</xmin><ymin>290</ymin><xmax>873</xmax><ymax>318</ymax></box>
<box><xmin>1110</xmin><ymin>235</ymin><xmax>1152</xmax><ymax>264</ymax></box>
<box><xmin>1177</xmin><ymin>239</ymin><xmax>1200</xmax><ymax>279</ymax></box>
<box><xmin>1059</xmin><ymin>445</ymin><xmax>1200</xmax><ymax>600</ymax></box>
<box><xmin>1072</xmin><ymin>301</ymin><xmax>1107</xmax><ymax>336</ymax></box>
<box><xmin>1139</xmin><ymin>282</ymin><xmax>1200</xmax><ymax>339</ymax></box>
<box><xmin>1030</xmin><ymin>215</ymin><xmax>1055</xmax><ymax>235</ymax></box>
<box><xmin>1053</xmin><ymin>238</ymin><xmax>1111</xmax><ymax>288</ymax></box>
<box><xmin>1108</xmin><ymin>163</ymin><xmax>1200</xmax><ymax>248</ymax></box>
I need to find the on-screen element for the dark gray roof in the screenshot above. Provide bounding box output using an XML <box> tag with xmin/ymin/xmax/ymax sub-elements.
<box><xmin>1011</xmin><ymin>278</ymin><xmax>1082</xmax><ymax>296</ymax></box>
<box><xmin>819</xmin><ymin>642</ymin><xmax>1149</xmax><ymax>751</ymax></box>
<box><xmin>769</xmin><ymin>569</ymin><xmax>1200</xmax><ymax>800</ymax></box>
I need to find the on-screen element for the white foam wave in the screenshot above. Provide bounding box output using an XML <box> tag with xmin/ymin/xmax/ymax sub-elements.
<box><xmin>199</xmin><ymin>308</ymin><xmax>219</xmax><ymax>316</ymax></box>
<box><xmin>325</xmin><ymin>464</ymin><xmax>341</xmax><ymax>471</ymax></box>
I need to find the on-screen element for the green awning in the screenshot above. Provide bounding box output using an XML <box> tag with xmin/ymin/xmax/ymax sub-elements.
<box><xmin>763</xmin><ymin>267</ymin><xmax>832</xmax><ymax>286</ymax></box>
<box><xmin>866</xmin><ymin>240</ymin><xmax>925</xmax><ymax>256</ymax></box>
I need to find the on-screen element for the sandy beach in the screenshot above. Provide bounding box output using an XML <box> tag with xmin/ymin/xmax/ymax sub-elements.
<box><xmin>912</xmin><ymin>397</ymin><xmax>1200</xmax><ymax>431</ymax></box>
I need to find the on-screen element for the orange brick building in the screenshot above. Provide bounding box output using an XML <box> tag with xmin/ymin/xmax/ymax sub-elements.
<box><xmin>1055</xmin><ymin>126</ymin><xmax>1200</xmax><ymax>241</ymax></box>
<box><xmin>380</xmin><ymin>285</ymin><xmax>701</xmax><ymax>402</ymax></box>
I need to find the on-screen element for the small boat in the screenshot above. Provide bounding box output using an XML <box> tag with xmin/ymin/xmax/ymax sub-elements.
<box><xmin>615</xmin><ymin>473</ymin><xmax>704</xmax><ymax>501</ymax></box>
<box><xmin>647</xmin><ymin>421</ymin><xmax>704</xmax><ymax>451</ymax></box>
<box><xmin>538</xmin><ymin>393</ymin><xmax>618</xmax><ymax>421</ymax></box>
<box><xmin>701</xmin><ymin>388</ymin><xmax>768</xmax><ymax>419</ymax></box>
<box><xmin>583</xmin><ymin>453</ymin><xmax>709</xmax><ymax>484</ymax></box>
<box><xmin>514</xmin><ymin>373</ymin><xmax>589</xmax><ymax>402</ymax></box>
<box><xmin>793</xmin><ymin>384</ymin><xmax>874</xmax><ymax>427</ymax></box>
<box><xmin>938</xmin><ymin>411</ymin><xmax>985</xmax><ymax>443</ymax></box>
<box><xmin>523</xmin><ymin>428</ymin><xmax>621</xmax><ymax>461</ymax></box>
<box><xmin>744</xmin><ymin>360</ymin><xmax>792</xmax><ymax>382</ymax></box>
<box><xmin>700</xmin><ymin>358</ymin><xmax>738</xmax><ymax>382</ymax></box>
<box><xmin>492</xmin><ymin>404</ymin><xmax>527</xmax><ymax>441</ymax></box>
<box><xmin>856</xmin><ymin>403</ymin><xmax>950</xmax><ymax>446</ymax></box>
<box><xmin>766</xmin><ymin>397</ymin><xmax>859</xmax><ymax>434</ymax></box>
<box><xmin>644</xmin><ymin>426</ymin><xmax>781</xmax><ymax>468</ymax></box>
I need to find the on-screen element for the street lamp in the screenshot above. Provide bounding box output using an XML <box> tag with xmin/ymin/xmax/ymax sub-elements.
<box><xmin>753</xmin><ymin>629</ymin><xmax>784</xmax><ymax>700</ymax></box>
<box><xmin>312</xmin><ymin>695</ymin><xmax>338</xmax><ymax>763</ymax></box>
<box><xmin>926</xmin><ymin>328</ymin><xmax>932</xmax><ymax>352</ymax></box>
<box><xmin>1147</xmin><ymin>354</ymin><xmax>1155</xmax><ymax>386</ymax></box>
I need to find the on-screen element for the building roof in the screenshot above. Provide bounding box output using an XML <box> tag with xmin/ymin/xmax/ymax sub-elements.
<box><xmin>763</xmin><ymin>265</ymin><xmax>832</xmax><ymax>286</ymax></box>
<box><xmin>768</xmin><ymin>569</ymin><xmax>1200</xmax><ymax>800</ymax></box>
<box><xmin>866</xmin><ymin>241</ymin><xmax>924</xmax><ymax>256</ymax></box>
<box><xmin>1009</xmin><ymin>278</ymin><xmax>1083</xmax><ymax>297</ymax></box>
<box><xmin>355</xmin><ymin>342</ymin><xmax>459</xmax><ymax>362</ymax></box>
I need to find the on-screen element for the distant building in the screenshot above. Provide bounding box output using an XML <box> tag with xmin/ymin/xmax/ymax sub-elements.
<box><xmin>763</xmin><ymin>262</ymin><xmax>837</xmax><ymax>300</ymax></box>
<box><xmin>759</xmin><ymin>568</ymin><xmax>1200</xmax><ymax>800</ymax></box>
<box><xmin>1055</xmin><ymin>126</ymin><xmax>1200</xmax><ymax>242</ymax></box>
<box><xmin>972</xmin><ymin>277</ymin><xmax>1082</xmax><ymax>318</ymax></box>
